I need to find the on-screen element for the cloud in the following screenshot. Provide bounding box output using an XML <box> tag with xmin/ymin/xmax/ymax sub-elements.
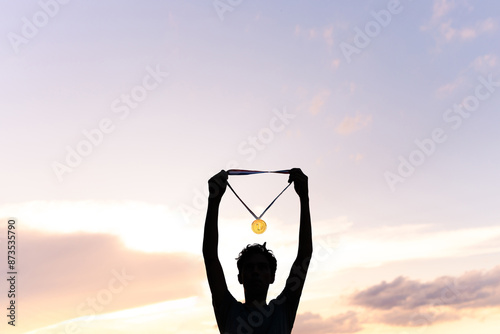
<box><xmin>458</xmin><ymin>18</ymin><xmax>497</xmax><ymax>40</ymax></box>
<box><xmin>294</xmin><ymin>24</ymin><xmax>337</xmax><ymax>50</ymax></box>
<box><xmin>471</xmin><ymin>54</ymin><xmax>498</xmax><ymax>72</ymax></box>
<box><xmin>329</xmin><ymin>224</ymin><xmax>500</xmax><ymax>272</ymax></box>
<box><xmin>451</xmin><ymin>266</ymin><xmax>500</xmax><ymax>308</ymax></box>
<box><xmin>349</xmin><ymin>153</ymin><xmax>363</xmax><ymax>162</ymax></box>
<box><xmin>420</xmin><ymin>0</ymin><xmax>455</xmax><ymax>43</ymax></box>
<box><xmin>335</xmin><ymin>114</ymin><xmax>372</xmax><ymax>135</ymax></box>
<box><xmin>422</xmin><ymin>0</ymin><xmax>455</xmax><ymax>30</ymax></box>
<box><xmin>26</xmin><ymin>297</ymin><xmax>208</xmax><ymax>334</ymax></box>
<box><xmin>0</xmin><ymin>200</ymin><xmax>199</xmax><ymax>253</ymax></box>
<box><xmin>436</xmin><ymin>53</ymin><xmax>498</xmax><ymax>97</ymax></box>
<box><xmin>440</xmin><ymin>18</ymin><xmax>497</xmax><ymax>42</ymax></box>
<box><xmin>431</xmin><ymin>0</ymin><xmax>456</xmax><ymax>23</ymax></box>
<box><xmin>436</xmin><ymin>76</ymin><xmax>465</xmax><ymax>96</ymax></box>
<box><xmin>374</xmin><ymin>308</ymin><xmax>460</xmax><ymax>327</ymax></box>
<box><xmin>422</xmin><ymin>0</ymin><xmax>496</xmax><ymax>47</ymax></box>
<box><xmin>438</xmin><ymin>19</ymin><xmax>457</xmax><ymax>41</ymax></box>
<box><xmin>309</xmin><ymin>28</ymin><xmax>318</xmax><ymax>39</ymax></box>
<box><xmin>308</xmin><ymin>90</ymin><xmax>331</xmax><ymax>115</ymax></box>
<box><xmin>331</xmin><ymin>58</ymin><xmax>341</xmax><ymax>70</ymax></box>
<box><xmin>349</xmin><ymin>266</ymin><xmax>500</xmax><ymax>326</ymax></box>
<box><xmin>323</xmin><ymin>25</ymin><xmax>334</xmax><ymax>47</ymax></box>
<box><xmin>8</xmin><ymin>230</ymin><xmax>204</xmax><ymax>332</ymax></box>
<box><xmin>293</xmin><ymin>311</ymin><xmax>362</xmax><ymax>334</ymax></box>
<box><xmin>294</xmin><ymin>25</ymin><xmax>319</xmax><ymax>40</ymax></box>
<box><xmin>167</xmin><ymin>11</ymin><xmax>178</xmax><ymax>31</ymax></box>
<box><xmin>294</xmin><ymin>25</ymin><xmax>302</xmax><ymax>37</ymax></box>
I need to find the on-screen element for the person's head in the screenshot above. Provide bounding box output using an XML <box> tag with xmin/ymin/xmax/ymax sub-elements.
<box><xmin>236</xmin><ymin>243</ymin><xmax>277</xmax><ymax>291</ymax></box>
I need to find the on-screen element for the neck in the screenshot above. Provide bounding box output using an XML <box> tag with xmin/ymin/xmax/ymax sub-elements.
<box><xmin>244</xmin><ymin>291</ymin><xmax>268</xmax><ymax>307</ymax></box>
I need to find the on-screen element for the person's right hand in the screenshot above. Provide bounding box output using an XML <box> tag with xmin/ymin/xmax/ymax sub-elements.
<box><xmin>208</xmin><ymin>170</ymin><xmax>228</xmax><ymax>200</ymax></box>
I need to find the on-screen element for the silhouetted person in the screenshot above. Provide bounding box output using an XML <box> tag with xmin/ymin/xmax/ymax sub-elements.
<box><xmin>203</xmin><ymin>168</ymin><xmax>313</xmax><ymax>333</ymax></box>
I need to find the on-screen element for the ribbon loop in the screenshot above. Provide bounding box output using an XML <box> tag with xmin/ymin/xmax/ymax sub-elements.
<box><xmin>226</xmin><ymin>169</ymin><xmax>292</xmax><ymax>224</ymax></box>
<box><xmin>227</xmin><ymin>169</ymin><xmax>291</xmax><ymax>176</ymax></box>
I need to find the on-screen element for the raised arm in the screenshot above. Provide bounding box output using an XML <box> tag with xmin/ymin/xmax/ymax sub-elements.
<box><xmin>285</xmin><ymin>168</ymin><xmax>313</xmax><ymax>299</ymax></box>
<box><xmin>203</xmin><ymin>170</ymin><xmax>229</xmax><ymax>305</ymax></box>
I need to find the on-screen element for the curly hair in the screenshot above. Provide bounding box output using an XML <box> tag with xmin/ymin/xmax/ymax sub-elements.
<box><xmin>236</xmin><ymin>242</ymin><xmax>277</xmax><ymax>276</ymax></box>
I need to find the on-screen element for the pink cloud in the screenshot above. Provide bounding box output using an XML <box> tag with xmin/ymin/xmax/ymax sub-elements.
<box><xmin>293</xmin><ymin>23</ymin><xmax>338</xmax><ymax>51</ymax></box>
<box><xmin>335</xmin><ymin>114</ymin><xmax>372</xmax><ymax>135</ymax></box>
<box><xmin>308</xmin><ymin>90</ymin><xmax>331</xmax><ymax>115</ymax></box>
<box><xmin>432</xmin><ymin>0</ymin><xmax>455</xmax><ymax>22</ymax></box>
<box><xmin>9</xmin><ymin>230</ymin><xmax>204</xmax><ymax>331</ymax></box>
<box><xmin>436</xmin><ymin>54</ymin><xmax>497</xmax><ymax>97</ymax></box>
<box><xmin>323</xmin><ymin>25</ymin><xmax>334</xmax><ymax>47</ymax></box>
<box><xmin>455</xmin><ymin>18</ymin><xmax>497</xmax><ymax>41</ymax></box>
<box><xmin>422</xmin><ymin>0</ymin><xmax>496</xmax><ymax>49</ymax></box>
<box><xmin>293</xmin><ymin>311</ymin><xmax>362</xmax><ymax>334</ymax></box>
<box><xmin>349</xmin><ymin>266</ymin><xmax>500</xmax><ymax>327</ymax></box>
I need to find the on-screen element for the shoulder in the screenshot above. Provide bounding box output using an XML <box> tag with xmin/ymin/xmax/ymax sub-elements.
<box><xmin>213</xmin><ymin>289</ymin><xmax>238</xmax><ymax>312</ymax></box>
<box><xmin>270</xmin><ymin>285</ymin><xmax>301</xmax><ymax>312</ymax></box>
<box><xmin>213</xmin><ymin>290</ymin><xmax>245</xmax><ymax>331</ymax></box>
<box><xmin>266</xmin><ymin>290</ymin><xmax>301</xmax><ymax>332</ymax></box>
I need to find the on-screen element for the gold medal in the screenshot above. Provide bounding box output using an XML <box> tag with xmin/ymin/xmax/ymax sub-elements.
<box><xmin>226</xmin><ymin>170</ymin><xmax>292</xmax><ymax>234</ymax></box>
<box><xmin>251</xmin><ymin>219</ymin><xmax>267</xmax><ymax>234</ymax></box>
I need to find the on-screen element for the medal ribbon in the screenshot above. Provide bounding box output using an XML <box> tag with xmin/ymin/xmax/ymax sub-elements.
<box><xmin>227</xmin><ymin>169</ymin><xmax>291</xmax><ymax>176</ymax></box>
<box><xmin>226</xmin><ymin>169</ymin><xmax>292</xmax><ymax>220</ymax></box>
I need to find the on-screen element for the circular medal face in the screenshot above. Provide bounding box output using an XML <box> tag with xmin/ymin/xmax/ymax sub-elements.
<box><xmin>251</xmin><ymin>219</ymin><xmax>267</xmax><ymax>234</ymax></box>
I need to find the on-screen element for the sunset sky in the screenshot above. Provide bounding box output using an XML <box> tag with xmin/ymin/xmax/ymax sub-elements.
<box><xmin>1</xmin><ymin>0</ymin><xmax>500</xmax><ymax>333</ymax></box>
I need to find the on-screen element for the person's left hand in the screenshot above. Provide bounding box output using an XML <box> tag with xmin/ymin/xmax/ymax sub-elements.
<box><xmin>288</xmin><ymin>168</ymin><xmax>308</xmax><ymax>199</ymax></box>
